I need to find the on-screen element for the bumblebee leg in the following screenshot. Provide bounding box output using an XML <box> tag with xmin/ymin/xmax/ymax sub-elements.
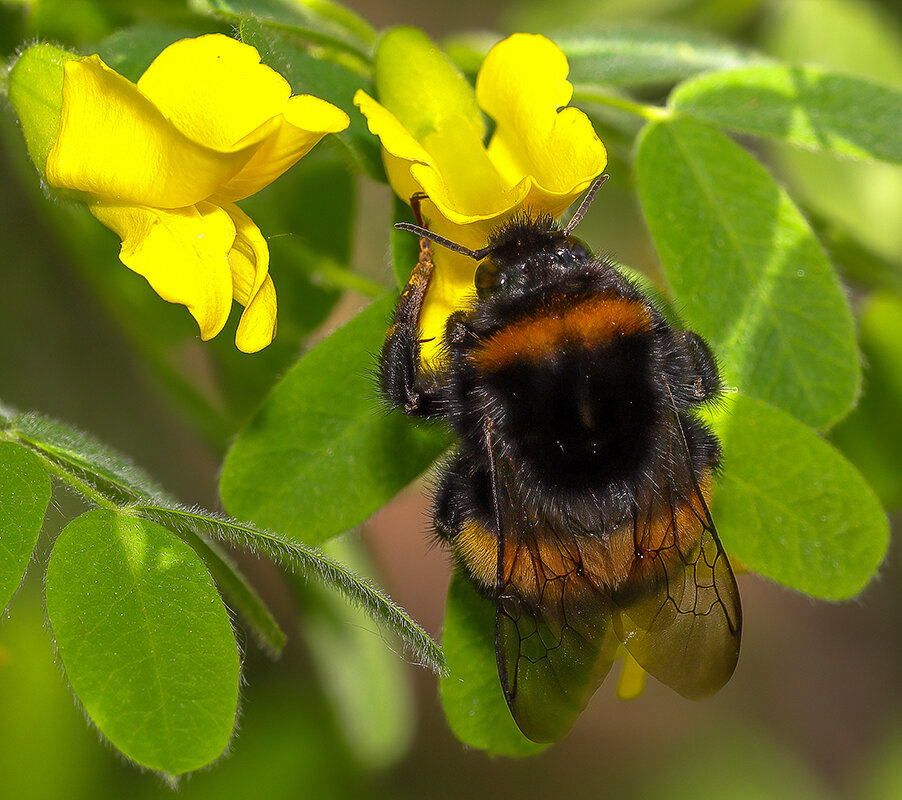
<box><xmin>434</xmin><ymin>452</ymin><xmax>469</xmax><ymax>544</ymax></box>
<box><xmin>434</xmin><ymin>450</ymin><xmax>498</xmax><ymax>596</ymax></box>
<box><xmin>379</xmin><ymin>212</ymin><xmax>445</xmax><ymax>417</ymax></box>
<box><xmin>434</xmin><ymin>450</ymin><xmax>495</xmax><ymax>542</ymax></box>
<box><xmin>679</xmin><ymin>411</ymin><xmax>722</xmax><ymax>473</ymax></box>
<box><xmin>670</xmin><ymin>331</ymin><xmax>722</xmax><ymax>405</ymax></box>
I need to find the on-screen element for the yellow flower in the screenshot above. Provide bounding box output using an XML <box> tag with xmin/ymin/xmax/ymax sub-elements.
<box><xmin>43</xmin><ymin>35</ymin><xmax>349</xmax><ymax>352</ymax></box>
<box><xmin>355</xmin><ymin>30</ymin><xmax>606</xmax><ymax>364</ymax></box>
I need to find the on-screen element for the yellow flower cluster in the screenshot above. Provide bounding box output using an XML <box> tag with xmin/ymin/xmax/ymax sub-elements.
<box><xmin>356</xmin><ymin>29</ymin><xmax>607</xmax><ymax>363</ymax></box>
<box><xmin>11</xmin><ymin>30</ymin><xmax>605</xmax><ymax>356</ymax></box>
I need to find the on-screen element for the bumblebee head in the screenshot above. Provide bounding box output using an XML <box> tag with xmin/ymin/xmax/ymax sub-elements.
<box><xmin>394</xmin><ymin>174</ymin><xmax>608</xmax><ymax>299</ymax></box>
<box><xmin>473</xmin><ymin>225</ymin><xmax>593</xmax><ymax>299</ymax></box>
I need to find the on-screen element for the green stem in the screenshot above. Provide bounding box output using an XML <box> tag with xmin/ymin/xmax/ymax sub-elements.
<box><xmin>218</xmin><ymin>10</ymin><xmax>372</xmax><ymax>62</ymax></box>
<box><xmin>133</xmin><ymin>504</ymin><xmax>446</xmax><ymax>674</ymax></box>
<box><xmin>10</xmin><ymin>427</ymin><xmax>159</xmax><ymax>503</ymax></box>
<box><xmin>3</xmin><ymin>420</ymin><xmax>289</xmax><ymax>654</ymax></box>
<box><xmin>17</xmin><ymin>441</ymin><xmax>119</xmax><ymax>510</ymax></box>
<box><xmin>1</xmin><ymin>416</ymin><xmax>442</xmax><ymax>672</ymax></box>
<box><xmin>572</xmin><ymin>84</ymin><xmax>672</xmax><ymax>122</ymax></box>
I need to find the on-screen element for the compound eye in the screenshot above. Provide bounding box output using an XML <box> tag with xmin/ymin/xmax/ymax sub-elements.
<box><xmin>566</xmin><ymin>235</ymin><xmax>591</xmax><ymax>261</ymax></box>
<box><xmin>475</xmin><ymin>258</ymin><xmax>504</xmax><ymax>297</ymax></box>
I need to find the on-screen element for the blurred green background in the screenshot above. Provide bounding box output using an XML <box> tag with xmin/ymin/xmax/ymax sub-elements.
<box><xmin>2</xmin><ymin>0</ymin><xmax>902</xmax><ymax>797</ymax></box>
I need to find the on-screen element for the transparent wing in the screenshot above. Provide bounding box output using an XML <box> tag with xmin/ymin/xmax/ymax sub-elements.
<box><xmin>490</xmin><ymin>454</ymin><xmax>618</xmax><ymax>744</ymax></box>
<box><xmin>610</xmin><ymin>466</ymin><xmax>742</xmax><ymax>700</ymax></box>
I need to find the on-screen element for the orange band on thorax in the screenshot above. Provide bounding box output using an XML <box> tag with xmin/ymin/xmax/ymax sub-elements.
<box><xmin>472</xmin><ymin>294</ymin><xmax>653</xmax><ymax>371</ymax></box>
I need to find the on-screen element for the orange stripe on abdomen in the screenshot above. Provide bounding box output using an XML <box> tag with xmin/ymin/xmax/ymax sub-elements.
<box><xmin>453</xmin><ymin>472</ymin><xmax>713</xmax><ymax>601</ymax></box>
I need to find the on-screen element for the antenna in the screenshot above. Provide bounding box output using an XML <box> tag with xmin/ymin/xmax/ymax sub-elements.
<box><xmin>564</xmin><ymin>173</ymin><xmax>609</xmax><ymax>236</ymax></box>
<box><xmin>393</xmin><ymin>223</ymin><xmax>495</xmax><ymax>261</ymax></box>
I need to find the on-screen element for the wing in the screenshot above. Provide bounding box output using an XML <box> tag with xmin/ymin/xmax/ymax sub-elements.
<box><xmin>610</xmin><ymin>468</ymin><xmax>742</xmax><ymax>700</ymax></box>
<box><xmin>490</xmin><ymin>451</ymin><xmax>619</xmax><ymax>743</ymax></box>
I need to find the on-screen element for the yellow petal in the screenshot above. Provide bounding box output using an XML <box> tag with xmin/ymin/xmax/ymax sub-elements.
<box><xmin>138</xmin><ymin>35</ymin><xmax>348</xmax><ymax>202</ymax></box>
<box><xmin>477</xmin><ymin>34</ymin><xmax>606</xmax><ymax>200</ymax></box>
<box><xmin>89</xmin><ymin>200</ymin><xmax>235</xmax><ymax>340</ymax></box>
<box><xmin>235</xmin><ymin>275</ymin><xmax>277</xmax><ymax>353</ymax></box>
<box><xmin>418</xmin><ymin>249</ymin><xmax>478</xmax><ymax>367</ymax></box>
<box><xmin>354</xmin><ymin>90</ymin><xmax>430</xmax><ymax>165</ymax></box>
<box><xmin>413</xmin><ymin>114</ymin><xmax>525</xmax><ymax>224</ymax></box>
<box><xmin>223</xmin><ymin>203</ymin><xmax>277</xmax><ymax>352</ymax></box>
<box><xmin>405</xmin><ymin>214</ymin><xmax>494</xmax><ymax>367</ymax></box>
<box><xmin>367</xmin><ymin>33</ymin><xmax>608</xmax><ymax>368</ymax></box>
<box><xmin>382</xmin><ymin>150</ymin><xmax>425</xmax><ymax>215</ymax></box>
<box><xmin>356</xmin><ymin>90</ymin><xmax>524</xmax><ymax>225</ymax></box>
<box><xmin>214</xmin><ymin>95</ymin><xmax>349</xmax><ymax>202</ymax></box>
<box><xmin>137</xmin><ymin>34</ymin><xmax>292</xmax><ymax>150</ymax></box>
<box><xmin>355</xmin><ymin>88</ymin><xmax>432</xmax><ymax>209</ymax></box>
<box><xmin>46</xmin><ymin>56</ymin><xmax>264</xmax><ymax>208</ymax></box>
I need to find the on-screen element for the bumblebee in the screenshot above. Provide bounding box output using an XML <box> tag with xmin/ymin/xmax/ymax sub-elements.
<box><xmin>380</xmin><ymin>177</ymin><xmax>741</xmax><ymax>743</ymax></box>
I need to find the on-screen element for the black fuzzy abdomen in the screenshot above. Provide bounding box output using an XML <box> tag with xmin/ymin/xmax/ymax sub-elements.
<box><xmin>486</xmin><ymin>332</ymin><xmax>659</xmax><ymax>489</ymax></box>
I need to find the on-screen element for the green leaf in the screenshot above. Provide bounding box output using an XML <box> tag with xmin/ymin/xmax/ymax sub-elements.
<box><xmin>196</xmin><ymin>0</ymin><xmax>374</xmax><ymax>59</ymax></box>
<box><xmin>0</xmin><ymin>442</ymin><xmax>50</xmax><ymax>611</ymax></box>
<box><xmin>831</xmin><ymin>292</ymin><xmax>902</xmax><ymax>510</ymax></box>
<box><xmin>45</xmin><ymin>509</ymin><xmax>240</xmax><ymax>775</ymax></box>
<box><xmin>635</xmin><ymin>117</ymin><xmax>860</xmax><ymax>429</ymax></box>
<box><xmin>758</xmin><ymin>0</ymin><xmax>902</xmax><ymax>271</ymax></box>
<box><xmin>558</xmin><ymin>24</ymin><xmax>766</xmax><ymax>88</ymax></box>
<box><xmin>294</xmin><ymin>537</ymin><xmax>414</xmax><ymax>768</ymax></box>
<box><xmin>220</xmin><ymin>294</ymin><xmax>451</xmax><ymax>546</ymax></box>
<box><xmin>181</xmin><ymin>530</ymin><xmax>287</xmax><ymax>655</ymax></box>
<box><xmin>711</xmin><ymin>394</ymin><xmax>888</xmax><ymax>600</ymax></box>
<box><xmin>135</xmin><ymin>504</ymin><xmax>445</xmax><ymax>673</ymax></box>
<box><xmin>439</xmin><ymin>571</ymin><xmax>547</xmax><ymax>757</ymax></box>
<box><xmin>671</xmin><ymin>64</ymin><xmax>902</xmax><ymax>165</ymax></box>
<box><xmin>239</xmin><ymin>17</ymin><xmax>384</xmax><ymax>180</ymax></box>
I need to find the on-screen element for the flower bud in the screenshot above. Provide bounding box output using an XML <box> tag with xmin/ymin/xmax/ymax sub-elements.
<box><xmin>374</xmin><ymin>26</ymin><xmax>484</xmax><ymax>141</ymax></box>
<box><xmin>8</xmin><ymin>44</ymin><xmax>77</xmax><ymax>178</ymax></box>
